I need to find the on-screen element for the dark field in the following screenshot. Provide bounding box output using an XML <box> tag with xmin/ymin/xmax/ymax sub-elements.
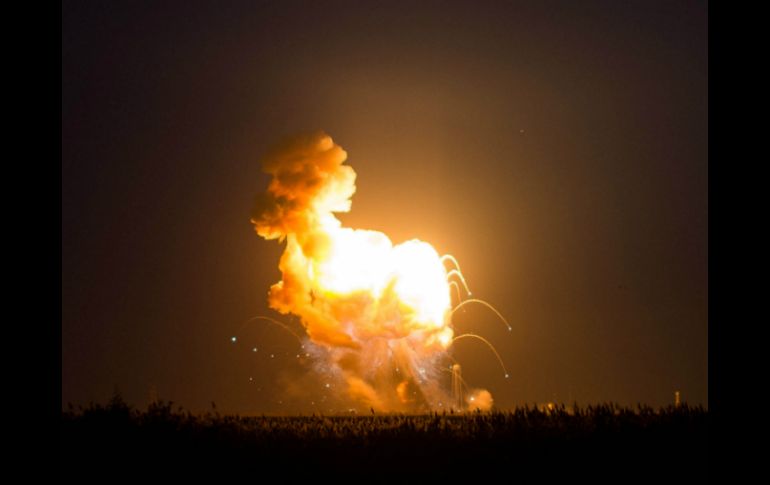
<box><xmin>61</xmin><ymin>397</ymin><xmax>708</xmax><ymax>482</ymax></box>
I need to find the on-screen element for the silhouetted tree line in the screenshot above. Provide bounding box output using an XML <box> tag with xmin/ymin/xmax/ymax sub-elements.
<box><xmin>61</xmin><ymin>394</ymin><xmax>707</xmax><ymax>482</ymax></box>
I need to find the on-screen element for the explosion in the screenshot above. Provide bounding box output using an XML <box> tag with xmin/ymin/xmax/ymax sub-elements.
<box><xmin>251</xmin><ymin>132</ymin><xmax>505</xmax><ymax>412</ymax></box>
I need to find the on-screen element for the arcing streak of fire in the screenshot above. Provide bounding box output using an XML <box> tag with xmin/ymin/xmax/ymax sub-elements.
<box><xmin>251</xmin><ymin>131</ymin><xmax>491</xmax><ymax>411</ymax></box>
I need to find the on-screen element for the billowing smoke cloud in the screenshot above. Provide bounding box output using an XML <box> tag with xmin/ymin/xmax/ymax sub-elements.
<box><xmin>252</xmin><ymin>132</ymin><xmax>355</xmax><ymax>245</ymax></box>
<box><xmin>252</xmin><ymin>132</ymin><xmax>490</xmax><ymax>411</ymax></box>
<box><xmin>252</xmin><ymin>132</ymin><xmax>361</xmax><ymax>349</ymax></box>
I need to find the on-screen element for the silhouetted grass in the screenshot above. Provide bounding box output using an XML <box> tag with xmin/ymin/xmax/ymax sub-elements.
<box><xmin>61</xmin><ymin>395</ymin><xmax>708</xmax><ymax>482</ymax></box>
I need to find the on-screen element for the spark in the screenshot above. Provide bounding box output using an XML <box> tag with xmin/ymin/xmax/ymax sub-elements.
<box><xmin>451</xmin><ymin>298</ymin><xmax>513</xmax><ymax>332</ymax></box>
<box><xmin>448</xmin><ymin>281</ymin><xmax>463</xmax><ymax>305</ymax></box>
<box><xmin>239</xmin><ymin>315</ymin><xmax>304</xmax><ymax>344</ymax></box>
<box><xmin>451</xmin><ymin>333</ymin><xmax>510</xmax><ymax>378</ymax></box>
<box><xmin>445</xmin><ymin>269</ymin><xmax>472</xmax><ymax>296</ymax></box>
<box><xmin>440</xmin><ymin>254</ymin><xmax>467</xmax><ymax>282</ymax></box>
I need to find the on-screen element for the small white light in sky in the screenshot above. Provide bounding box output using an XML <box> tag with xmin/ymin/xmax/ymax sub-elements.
<box><xmin>252</xmin><ymin>347</ymin><xmax>257</xmax><ymax>352</ymax></box>
<box><xmin>325</xmin><ymin>383</ymin><xmax>330</xmax><ymax>388</ymax></box>
<box><xmin>270</xmin><ymin>354</ymin><xmax>275</xmax><ymax>358</ymax></box>
<box><xmin>231</xmin><ymin>336</ymin><xmax>237</xmax><ymax>343</ymax></box>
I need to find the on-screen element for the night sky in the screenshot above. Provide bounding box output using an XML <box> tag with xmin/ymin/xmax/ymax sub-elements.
<box><xmin>62</xmin><ymin>0</ymin><xmax>708</xmax><ymax>413</ymax></box>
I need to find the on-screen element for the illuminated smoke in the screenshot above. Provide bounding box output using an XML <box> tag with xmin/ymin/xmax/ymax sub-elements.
<box><xmin>467</xmin><ymin>389</ymin><xmax>494</xmax><ymax>412</ymax></box>
<box><xmin>251</xmin><ymin>131</ymin><xmax>492</xmax><ymax>411</ymax></box>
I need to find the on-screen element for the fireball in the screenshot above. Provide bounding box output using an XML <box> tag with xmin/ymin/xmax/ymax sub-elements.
<box><xmin>251</xmin><ymin>132</ymin><xmax>501</xmax><ymax>411</ymax></box>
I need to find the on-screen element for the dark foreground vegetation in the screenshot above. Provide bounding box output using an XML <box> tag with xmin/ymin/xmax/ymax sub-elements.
<box><xmin>62</xmin><ymin>396</ymin><xmax>708</xmax><ymax>482</ymax></box>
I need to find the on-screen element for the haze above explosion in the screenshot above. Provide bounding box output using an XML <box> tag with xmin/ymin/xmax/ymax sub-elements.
<box><xmin>251</xmin><ymin>132</ymin><xmax>497</xmax><ymax>411</ymax></box>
